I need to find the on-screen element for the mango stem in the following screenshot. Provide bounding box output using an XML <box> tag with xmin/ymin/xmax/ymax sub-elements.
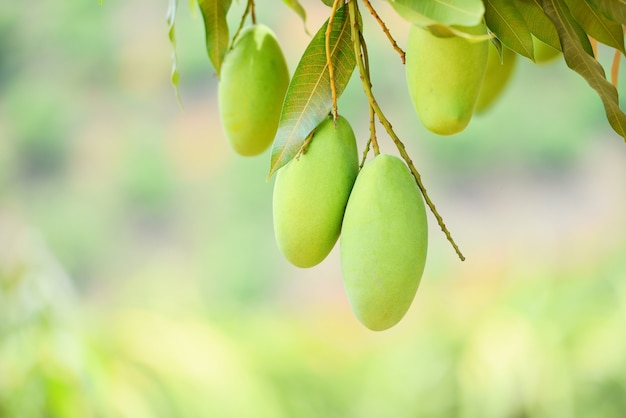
<box><xmin>347</xmin><ymin>0</ymin><xmax>465</xmax><ymax>261</ymax></box>
<box><xmin>326</xmin><ymin>0</ymin><xmax>343</xmax><ymax>123</ymax></box>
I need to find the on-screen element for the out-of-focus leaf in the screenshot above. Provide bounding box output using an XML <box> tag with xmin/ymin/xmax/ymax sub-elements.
<box><xmin>321</xmin><ymin>0</ymin><xmax>334</xmax><ymax>6</ymax></box>
<box><xmin>484</xmin><ymin>0</ymin><xmax>534</xmax><ymax>59</ymax></box>
<box><xmin>268</xmin><ymin>4</ymin><xmax>355</xmax><ymax>178</ymax></box>
<box><xmin>283</xmin><ymin>0</ymin><xmax>307</xmax><ymax>31</ymax></box>
<box><xmin>197</xmin><ymin>0</ymin><xmax>232</xmax><ymax>77</ymax></box>
<box><xmin>166</xmin><ymin>0</ymin><xmax>181</xmax><ymax>101</ymax></box>
<box><xmin>564</xmin><ymin>0</ymin><xmax>625</xmax><ymax>54</ymax></box>
<box><xmin>542</xmin><ymin>0</ymin><xmax>626</xmax><ymax>141</ymax></box>
<box><xmin>385</xmin><ymin>3</ymin><xmax>490</xmax><ymax>41</ymax></box>
<box><xmin>588</xmin><ymin>0</ymin><xmax>626</xmax><ymax>25</ymax></box>
<box><xmin>388</xmin><ymin>0</ymin><xmax>484</xmax><ymax>27</ymax></box>
<box><xmin>515</xmin><ymin>0</ymin><xmax>561</xmax><ymax>50</ymax></box>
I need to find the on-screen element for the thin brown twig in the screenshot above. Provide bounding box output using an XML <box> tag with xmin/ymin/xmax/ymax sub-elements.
<box><xmin>250</xmin><ymin>0</ymin><xmax>256</xmax><ymax>24</ymax></box>
<box><xmin>360</xmin><ymin>29</ymin><xmax>379</xmax><ymax>156</ymax></box>
<box><xmin>231</xmin><ymin>0</ymin><xmax>252</xmax><ymax>48</ymax></box>
<box><xmin>326</xmin><ymin>0</ymin><xmax>343</xmax><ymax>122</ymax></box>
<box><xmin>361</xmin><ymin>0</ymin><xmax>405</xmax><ymax>64</ymax></box>
<box><xmin>611</xmin><ymin>48</ymin><xmax>621</xmax><ymax>87</ymax></box>
<box><xmin>360</xmin><ymin>137</ymin><xmax>372</xmax><ymax>169</ymax></box>
<box><xmin>347</xmin><ymin>0</ymin><xmax>465</xmax><ymax>261</ymax></box>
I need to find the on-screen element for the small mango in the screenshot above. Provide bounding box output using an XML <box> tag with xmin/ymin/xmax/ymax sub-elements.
<box><xmin>532</xmin><ymin>35</ymin><xmax>560</xmax><ymax>64</ymax></box>
<box><xmin>218</xmin><ymin>25</ymin><xmax>289</xmax><ymax>156</ymax></box>
<box><xmin>405</xmin><ymin>24</ymin><xmax>489</xmax><ymax>135</ymax></box>
<box><xmin>475</xmin><ymin>42</ymin><xmax>517</xmax><ymax>113</ymax></box>
<box><xmin>273</xmin><ymin>115</ymin><xmax>359</xmax><ymax>268</ymax></box>
<box><xmin>340</xmin><ymin>154</ymin><xmax>428</xmax><ymax>331</ymax></box>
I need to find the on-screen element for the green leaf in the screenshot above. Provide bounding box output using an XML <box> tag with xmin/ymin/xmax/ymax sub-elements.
<box><xmin>166</xmin><ymin>0</ymin><xmax>181</xmax><ymax>101</ymax></box>
<box><xmin>484</xmin><ymin>0</ymin><xmax>534</xmax><ymax>59</ymax></box>
<box><xmin>515</xmin><ymin>0</ymin><xmax>561</xmax><ymax>50</ymax></box>
<box><xmin>564</xmin><ymin>0</ymin><xmax>625</xmax><ymax>53</ymax></box>
<box><xmin>388</xmin><ymin>0</ymin><xmax>485</xmax><ymax>27</ymax></box>
<box><xmin>321</xmin><ymin>0</ymin><xmax>335</xmax><ymax>6</ymax></box>
<box><xmin>542</xmin><ymin>0</ymin><xmax>626</xmax><ymax>141</ymax></box>
<box><xmin>197</xmin><ymin>0</ymin><xmax>232</xmax><ymax>77</ymax></box>
<box><xmin>268</xmin><ymin>5</ymin><xmax>356</xmax><ymax>178</ymax></box>
<box><xmin>587</xmin><ymin>0</ymin><xmax>626</xmax><ymax>25</ymax></box>
<box><xmin>283</xmin><ymin>0</ymin><xmax>308</xmax><ymax>31</ymax></box>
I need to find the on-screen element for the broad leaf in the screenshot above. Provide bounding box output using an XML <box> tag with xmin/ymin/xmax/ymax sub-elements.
<box><xmin>388</xmin><ymin>0</ymin><xmax>484</xmax><ymax>27</ymax></box>
<box><xmin>268</xmin><ymin>5</ymin><xmax>355</xmax><ymax>178</ymax></box>
<box><xmin>166</xmin><ymin>0</ymin><xmax>181</xmax><ymax>100</ymax></box>
<box><xmin>564</xmin><ymin>0</ymin><xmax>625</xmax><ymax>54</ymax></box>
<box><xmin>197</xmin><ymin>0</ymin><xmax>231</xmax><ymax>77</ymax></box>
<box><xmin>283</xmin><ymin>0</ymin><xmax>307</xmax><ymax>30</ymax></box>
<box><xmin>484</xmin><ymin>0</ymin><xmax>534</xmax><ymax>59</ymax></box>
<box><xmin>321</xmin><ymin>0</ymin><xmax>335</xmax><ymax>6</ymax></box>
<box><xmin>515</xmin><ymin>0</ymin><xmax>561</xmax><ymax>50</ymax></box>
<box><xmin>588</xmin><ymin>0</ymin><xmax>626</xmax><ymax>25</ymax></box>
<box><xmin>542</xmin><ymin>0</ymin><xmax>626</xmax><ymax>140</ymax></box>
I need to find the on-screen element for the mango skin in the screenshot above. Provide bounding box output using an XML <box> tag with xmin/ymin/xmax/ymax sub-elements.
<box><xmin>218</xmin><ymin>25</ymin><xmax>289</xmax><ymax>156</ymax></box>
<box><xmin>405</xmin><ymin>24</ymin><xmax>489</xmax><ymax>135</ymax></box>
<box><xmin>273</xmin><ymin>116</ymin><xmax>358</xmax><ymax>268</ymax></box>
<box><xmin>475</xmin><ymin>43</ymin><xmax>517</xmax><ymax>113</ymax></box>
<box><xmin>340</xmin><ymin>154</ymin><xmax>428</xmax><ymax>331</ymax></box>
<box><xmin>533</xmin><ymin>35</ymin><xmax>560</xmax><ymax>64</ymax></box>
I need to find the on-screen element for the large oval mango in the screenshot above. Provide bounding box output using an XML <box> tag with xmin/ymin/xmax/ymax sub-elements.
<box><xmin>273</xmin><ymin>115</ymin><xmax>359</xmax><ymax>268</ymax></box>
<box><xmin>218</xmin><ymin>25</ymin><xmax>289</xmax><ymax>156</ymax></box>
<box><xmin>475</xmin><ymin>42</ymin><xmax>517</xmax><ymax>113</ymax></box>
<box><xmin>405</xmin><ymin>24</ymin><xmax>488</xmax><ymax>135</ymax></box>
<box><xmin>340</xmin><ymin>154</ymin><xmax>428</xmax><ymax>331</ymax></box>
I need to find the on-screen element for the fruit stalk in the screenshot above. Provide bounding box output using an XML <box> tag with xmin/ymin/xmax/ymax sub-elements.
<box><xmin>326</xmin><ymin>0</ymin><xmax>343</xmax><ymax>122</ymax></box>
<box><xmin>361</xmin><ymin>0</ymin><xmax>405</xmax><ymax>64</ymax></box>
<box><xmin>231</xmin><ymin>0</ymin><xmax>256</xmax><ymax>49</ymax></box>
<box><xmin>347</xmin><ymin>0</ymin><xmax>465</xmax><ymax>261</ymax></box>
<box><xmin>359</xmin><ymin>28</ymin><xmax>379</xmax><ymax>157</ymax></box>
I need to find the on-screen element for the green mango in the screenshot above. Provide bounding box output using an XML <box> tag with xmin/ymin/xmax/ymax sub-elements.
<box><xmin>340</xmin><ymin>154</ymin><xmax>428</xmax><ymax>331</ymax></box>
<box><xmin>218</xmin><ymin>25</ymin><xmax>289</xmax><ymax>156</ymax></box>
<box><xmin>475</xmin><ymin>42</ymin><xmax>517</xmax><ymax>113</ymax></box>
<box><xmin>273</xmin><ymin>115</ymin><xmax>358</xmax><ymax>268</ymax></box>
<box><xmin>405</xmin><ymin>23</ymin><xmax>489</xmax><ymax>135</ymax></box>
<box><xmin>532</xmin><ymin>35</ymin><xmax>560</xmax><ymax>64</ymax></box>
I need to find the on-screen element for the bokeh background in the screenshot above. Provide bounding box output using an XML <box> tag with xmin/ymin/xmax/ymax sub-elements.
<box><xmin>1</xmin><ymin>0</ymin><xmax>626</xmax><ymax>416</ymax></box>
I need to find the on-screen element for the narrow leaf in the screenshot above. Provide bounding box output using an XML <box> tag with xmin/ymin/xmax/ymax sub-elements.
<box><xmin>387</xmin><ymin>0</ymin><xmax>485</xmax><ymax>27</ymax></box>
<box><xmin>587</xmin><ymin>0</ymin><xmax>626</xmax><ymax>25</ymax></box>
<box><xmin>564</xmin><ymin>0</ymin><xmax>625</xmax><ymax>54</ymax></box>
<box><xmin>484</xmin><ymin>0</ymin><xmax>534</xmax><ymax>59</ymax></box>
<box><xmin>542</xmin><ymin>0</ymin><xmax>626</xmax><ymax>140</ymax></box>
<box><xmin>268</xmin><ymin>5</ymin><xmax>356</xmax><ymax>178</ymax></box>
<box><xmin>197</xmin><ymin>0</ymin><xmax>231</xmax><ymax>77</ymax></box>
<box><xmin>515</xmin><ymin>0</ymin><xmax>561</xmax><ymax>50</ymax></box>
<box><xmin>166</xmin><ymin>0</ymin><xmax>181</xmax><ymax>101</ymax></box>
<box><xmin>283</xmin><ymin>0</ymin><xmax>308</xmax><ymax>31</ymax></box>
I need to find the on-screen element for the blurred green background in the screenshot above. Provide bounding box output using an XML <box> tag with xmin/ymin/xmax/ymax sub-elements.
<box><xmin>1</xmin><ymin>0</ymin><xmax>626</xmax><ymax>417</ymax></box>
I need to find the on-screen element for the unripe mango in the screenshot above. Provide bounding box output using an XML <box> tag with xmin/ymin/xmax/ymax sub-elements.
<box><xmin>273</xmin><ymin>115</ymin><xmax>358</xmax><ymax>268</ymax></box>
<box><xmin>475</xmin><ymin>42</ymin><xmax>517</xmax><ymax>113</ymax></box>
<box><xmin>218</xmin><ymin>25</ymin><xmax>289</xmax><ymax>156</ymax></box>
<box><xmin>405</xmin><ymin>24</ymin><xmax>489</xmax><ymax>135</ymax></box>
<box><xmin>340</xmin><ymin>154</ymin><xmax>428</xmax><ymax>331</ymax></box>
<box><xmin>532</xmin><ymin>35</ymin><xmax>560</xmax><ymax>64</ymax></box>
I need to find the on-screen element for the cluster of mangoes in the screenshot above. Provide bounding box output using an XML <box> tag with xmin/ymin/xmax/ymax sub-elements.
<box><xmin>216</xmin><ymin>20</ymin><xmax>559</xmax><ymax>331</ymax></box>
<box><xmin>218</xmin><ymin>24</ymin><xmax>428</xmax><ymax>331</ymax></box>
<box><xmin>273</xmin><ymin>116</ymin><xmax>428</xmax><ymax>331</ymax></box>
<box><xmin>405</xmin><ymin>23</ymin><xmax>560</xmax><ymax>136</ymax></box>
